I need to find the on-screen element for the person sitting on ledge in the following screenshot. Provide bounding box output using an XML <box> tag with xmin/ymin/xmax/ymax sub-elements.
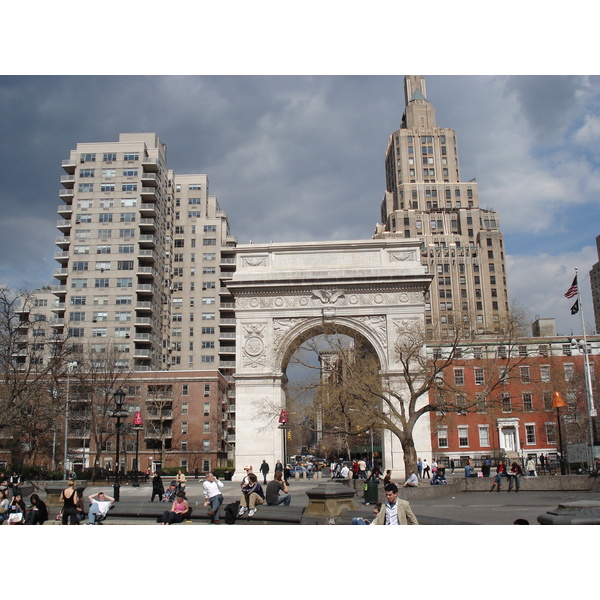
<box><xmin>403</xmin><ymin>470</ymin><xmax>419</xmax><ymax>487</ymax></box>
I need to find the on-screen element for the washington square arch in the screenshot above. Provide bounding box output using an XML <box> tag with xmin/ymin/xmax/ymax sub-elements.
<box><xmin>226</xmin><ymin>238</ymin><xmax>434</xmax><ymax>481</ymax></box>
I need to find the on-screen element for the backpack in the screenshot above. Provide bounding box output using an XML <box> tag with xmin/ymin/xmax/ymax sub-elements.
<box><xmin>224</xmin><ymin>501</ymin><xmax>240</xmax><ymax>525</ymax></box>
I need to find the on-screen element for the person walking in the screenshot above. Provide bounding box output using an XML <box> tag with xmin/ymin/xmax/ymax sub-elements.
<box><xmin>422</xmin><ymin>459</ymin><xmax>431</xmax><ymax>479</ymax></box>
<box><xmin>260</xmin><ymin>460</ymin><xmax>270</xmax><ymax>485</ymax></box>
<box><xmin>417</xmin><ymin>458</ymin><xmax>423</xmax><ymax>478</ymax></box>
<box><xmin>151</xmin><ymin>471</ymin><xmax>164</xmax><ymax>502</ymax></box>
<box><xmin>526</xmin><ymin>458</ymin><xmax>536</xmax><ymax>476</ymax></box>
<box><xmin>59</xmin><ymin>480</ymin><xmax>79</xmax><ymax>525</ymax></box>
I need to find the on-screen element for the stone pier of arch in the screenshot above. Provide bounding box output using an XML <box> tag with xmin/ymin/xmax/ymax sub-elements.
<box><xmin>225</xmin><ymin>238</ymin><xmax>434</xmax><ymax>481</ymax></box>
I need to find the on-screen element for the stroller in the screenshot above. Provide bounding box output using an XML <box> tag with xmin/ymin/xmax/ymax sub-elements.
<box><xmin>162</xmin><ymin>480</ymin><xmax>178</xmax><ymax>502</ymax></box>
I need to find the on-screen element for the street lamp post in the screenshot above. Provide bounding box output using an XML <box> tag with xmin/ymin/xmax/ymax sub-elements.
<box><xmin>132</xmin><ymin>410</ymin><xmax>143</xmax><ymax>488</ymax></box>
<box><xmin>553</xmin><ymin>391</ymin><xmax>567</xmax><ymax>475</ymax></box>
<box><xmin>63</xmin><ymin>361</ymin><xmax>78</xmax><ymax>480</ymax></box>
<box><xmin>111</xmin><ymin>388</ymin><xmax>127</xmax><ymax>501</ymax></box>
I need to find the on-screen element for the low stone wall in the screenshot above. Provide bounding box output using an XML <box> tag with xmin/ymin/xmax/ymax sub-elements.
<box><xmin>347</xmin><ymin>474</ymin><xmax>599</xmax><ymax>504</ymax></box>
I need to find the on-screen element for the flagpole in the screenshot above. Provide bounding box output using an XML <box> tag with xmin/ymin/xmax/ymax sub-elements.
<box><xmin>573</xmin><ymin>267</ymin><xmax>597</xmax><ymax>470</ymax></box>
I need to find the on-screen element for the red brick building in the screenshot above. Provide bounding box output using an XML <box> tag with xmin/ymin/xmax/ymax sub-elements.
<box><xmin>429</xmin><ymin>326</ymin><xmax>600</xmax><ymax>470</ymax></box>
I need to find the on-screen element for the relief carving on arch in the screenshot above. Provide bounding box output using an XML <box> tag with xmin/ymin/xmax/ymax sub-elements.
<box><xmin>353</xmin><ymin>315</ymin><xmax>388</xmax><ymax>349</ymax></box>
<box><xmin>242</xmin><ymin>323</ymin><xmax>267</xmax><ymax>369</ymax></box>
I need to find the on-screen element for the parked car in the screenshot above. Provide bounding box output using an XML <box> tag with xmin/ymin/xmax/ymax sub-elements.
<box><xmin>289</xmin><ymin>465</ymin><xmax>308</xmax><ymax>478</ymax></box>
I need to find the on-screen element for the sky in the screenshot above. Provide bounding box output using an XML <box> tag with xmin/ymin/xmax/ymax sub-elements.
<box><xmin>1</xmin><ymin>74</ymin><xmax>598</xmax><ymax>336</ymax></box>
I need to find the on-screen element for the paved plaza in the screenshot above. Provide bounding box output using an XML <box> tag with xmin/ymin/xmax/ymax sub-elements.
<box><xmin>31</xmin><ymin>472</ymin><xmax>600</xmax><ymax>525</ymax></box>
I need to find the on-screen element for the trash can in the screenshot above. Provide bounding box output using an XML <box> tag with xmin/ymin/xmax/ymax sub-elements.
<box><xmin>363</xmin><ymin>481</ymin><xmax>378</xmax><ymax>504</ymax></box>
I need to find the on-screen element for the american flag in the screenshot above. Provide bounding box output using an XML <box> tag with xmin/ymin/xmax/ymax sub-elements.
<box><xmin>564</xmin><ymin>275</ymin><xmax>578</xmax><ymax>299</ymax></box>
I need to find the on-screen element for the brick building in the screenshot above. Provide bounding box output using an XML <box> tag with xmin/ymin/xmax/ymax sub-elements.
<box><xmin>429</xmin><ymin>321</ymin><xmax>599</xmax><ymax>469</ymax></box>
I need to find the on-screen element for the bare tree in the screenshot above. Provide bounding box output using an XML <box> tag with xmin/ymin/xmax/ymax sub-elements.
<box><xmin>0</xmin><ymin>285</ymin><xmax>74</xmax><ymax>466</ymax></box>
<box><xmin>278</xmin><ymin>311</ymin><xmax>528</xmax><ymax>475</ymax></box>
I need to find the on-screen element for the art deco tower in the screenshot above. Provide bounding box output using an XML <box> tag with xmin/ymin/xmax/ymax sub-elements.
<box><xmin>375</xmin><ymin>76</ymin><xmax>510</xmax><ymax>339</ymax></box>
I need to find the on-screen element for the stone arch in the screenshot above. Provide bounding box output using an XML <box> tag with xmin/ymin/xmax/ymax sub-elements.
<box><xmin>275</xmin><ymin>316</ymin><xmax>388</xmax><ymax>377</ymax></box>
<box><xmin>225</xmin><ymin>239</ymin><xmax>433</xmax><ymax>480</ymax></box>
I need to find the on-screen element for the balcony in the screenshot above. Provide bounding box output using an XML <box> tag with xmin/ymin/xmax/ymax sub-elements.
<box><xmin>60</xmin><ymin>174</ymin><xmax>75</xmax><ymax>188</ymax></box>
<box><xmin>62</xmin><ymin>158</ymin><xmax>77</xmax><ymax>173</ymax></box>
<box><xmin>57</xmin><ymin>204</ymin><xmax>73</xmax><ymax>218</ymax></box>
<box><xmin>138</xmin><ymin>234</ymin><xmax>156</xmax><ymax>247</ymax></box>
<box><xmin>59</xmin><ymin>188</ymin><xmax>74</xmax><ymax>200</ymax></box>
<box><xmin>139</xmin><ymin>203</ymin><xmax>156</xmax><ymax>217</ymax></box>
<box><xmin>138</xmin><ymin>249</ymin><xmax>157</xmax><ymax>262</ymax></box>
<box><xmin>134</xmin><ymin>317</ymin><xmax>152</xmax><ymax>327</ymax></box>
<box><xmin>55</xmin><ymin>236</ymin><xmax>71</xmax><ymax>248</ymax></box>
<box><xmin>133</xmin><ymin>332</ymin><xmax>152</xmax><ymax>342</ymax></box>
<box><xmin>55</xmin><ymin>250</ymin><xmax>71</xmax><ymax>263</ymax></box>
<box><xmin>135</xmin><ymin>301</ymin><xmax>153</xmax><ymax>312</ymax></box>
<box><xmin>56</xmin><ymin>219</ymin><xmax>72</xmax><ymax>233</ymax></box>
<box><xmin>141</xmin><ymin>172</ymin><xmax>159</xmax><ymax>187</ymax></box>
<box><xmin>142</xmin><ymin>157</ymin><xmax>159</xmax><ymax>172</ymax></box>
<box><xmin>140</xmin><ymin>187</ymin><xmax>158</xmax><ymax>200</ymax></box>
<box><xmin>51</xmin><ymin>302</ymin><xmax>65</xmax><ymax>313</ymax></box>
<box><xmin>136</xmin><ymin>284</ymin><xmax>155</xmax><ymax>295</ymax></box>
<box><xmin>219</xmin><ymin>360</ymin><xmax>236</xmax><ymax>368</ymax></box>
<box><xmin>52</xmin><ymin>285</ymin><xmax>67</xmax><ymax>295</ymax></box>
<box><xmin>138</xmin><ymin>218</ymin><xmax>156</xmax><ymax>232</ymax></box>
<box><xmin>53</xmin><ymin>268</ymin><xmax>68</xmax><ymax>280</ymax></box>
<box><xmin>145</xmin><ymin>429</ymin><xmax>173</xmax><ymax>439</ymax></box>
<box><xmin>219</xmin><ymin>345</ymin><xmax>236</xmax><ymax>354</ymax></box>
<box><xmin>133</xmin><ymin>348</ymin><xmax>152</xmax><ymax>358</ymax></box>
<box><xmin>50</xmin><ymin>319</ymin><xmax>65</xmax><ymax>328</ymax></box>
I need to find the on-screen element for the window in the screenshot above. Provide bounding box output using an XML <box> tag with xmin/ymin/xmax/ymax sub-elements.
<box><xmin>92</xmin><ymin>311</ymin><xmax>108</xmax><ymax>322</ymax></box>
<box><xmin>114</xmin><ymin>311</ymin><xmax>131</xmax><ymax>321</ymax></box>
<box><xmin>121</xmin><ymin>183</ymin><xmax>137</xmax><ymax>191</ymax></box>
<box><xmin>103</xmin><ymin>153</ymin><xmax>117</xmax><ymax>162</ymax></box>
<box><xmin>458</xmin><ymin>426</ymin><xmax>469</xmax><ymax>447</ymax></box>
<box><xmin>202</xmin><ymin>313</ymin><xmax>215</xmax><ymax>320</ymax></box>
<box><xmin>520</xmin><ymin>366</ymin><xmax>530</xmax><ymax>383</ymax></box>
<box><xmin>474</xmin><ymin>368</ymin><xmax>485</xmax><ymax>385</ymax></box>
<box><xmin>188</xmin><ymin>183</ymin><xmax>202</xmax><ymax>190</ymax></box>
<box><xmin>181</xmin><ymin>422</ymin><xmax>188</xmax><ymax>434</ymax></box>
<box><xmin>188</xmin><ymin>198</ymin><xmax>201</xmax><ymax>205</ymax></box>
<box><xmin>71</xmin><ymin>278</ymin><xmax>88</xmax><ymax>289</ymax></box>
<box><xmin>181</xmin><ymin>403</ymin><xmax>188</xmax><ymax>415</ymax></box>
<box><xmin>201</xmin><ymin>356</ymin><xmax>215</xmax><ymax>363</ymax></box>
<box><xmin>522</xmin><ymin>393</ymin><xmax>533</xmax><ymax>411</ymax></box>
<box><xmin>116</xmin><ymin>278</ymin><xmax>133</xmax><ymax>288</ymax></box>
<box><xmin>525</xmin><ymin>424</ymin><xmax>536</xmax><ymax>444</ymax></box>
<box><xmin>479</xmin><ymin>425</ymin><xmax>490</xmax><ymax>447</ymax></box>
<box><xmin>501</xmin><ymin>394</ymin><xmax>512</xmax><ymax>412</ymax></box>
<box><xmin>545</xmin><ymin>423</ymin><xmax>557</xmax><ymax>445</ymax></box>
<box><xmin>96</xmin><ymin>245</ymin><xmax>111</xmax><ymax>254</ymax></box>
<box><xmin>120</xmin><ymin>213</ymin><xmax>136</xmax><ymax>223</ymax></box>
<box><xmin>114</xmin><ymin>327</ymin><xmax>130</xmax><ymax>337</ymax></box>
<box><xmin>99</xmin><ymin>213</ymin><xmax>113</xmax><ymax>223</ymax></box>
<box><xmin>78</xmin><ymin>183</ymin><xmax>94</xmax><ymax>193</ymax></box>
<box><xmin>543</xmin><ymin>393</ymin><xmax>553</xmax><ymax>411</ymax></box>
<box><xmin>203</xmin><ymin>239</ymin><xmax>216</xmax><ymax>246</ymax></box>
<box><xmin>120</xmin><ymin>198</ymin><xmax>137</xmax><ymax>207</ymax></box>
<box><xmin>454</xmin><ymin>368</ymin><xmax>464</xmax><ymax>386</ymax></box>
<box><xmin>117</xmin><ymin>261</ymin><xmax>134</xmax><ymax>270</ymax></box>
<box><xmin>95</xmin><ymin>261</ymin><xmax>111</xmax><ymax>271</ymax></box>
<box><xmin>437</xmin><ymin>427</ymin><xmax>448</xmax><ymax>448</ymax></box>
<box><xmin>92</xmin><ymin>328</ymin><xmax>107</xmax><ymax>337</ymax></box>
<box><xmin>80</xmin><ymin>169</ymin><xmax>95</xmax><ymax>178</ymax></box>
<box><xmin>202</xmin><ymin>327</ymin><xmax>215</xmax><ymax>335</ymax></box>
<box><xmin>203</xmin><ymin>253</ymin><xmax>216</xmax><ymax>261</ymax></box>
<box><xmin>72</xmin><ymin>261</ymin><xmax>89</xmax><ymax>271</ymax></box>
<box><xmin>203</xmin><ymin>402</ymin><xmax>210</xmax><ymax>416</ymax></box>
<box><xmin>564</xmin><ymin>364</ymin><xmax>574</xmax><ymax>382</ymax></box>
<box><xmin>70</xmin><ymin>296</ymin><xmax>87</xmax><ymax>306</ymax></box>
<box><xmin>118</xmin><ymin>245</ymin><xmax>135</xmax><ymax>253</ymax></box>
<box><xmin>122</xmin><ymin>168</ymin><xmax>138</xmax><ymax>177</ymax></box>
<box><xmin>203</xmin><ymin>422</ymin><xmax>211</xmax><ymax>434</ymax></box>
<box><xmin>119</xmin><ymin>229</ymin><xmax>136</xmax><ymax>238</ymax></box>
<box><xmin>115</xmin><ymin>295</ymin><xmax>132</xmax><ymax>305</ymax></box>
<box><xmin>202</xmin><ymin>341</ymin><xmax>215</xmax><ymax>349</ymax></box>
<box><xmin>100</xmin><ymin>184</ymin><xmax>115</xmax><ymax>192</ymax></box>
<box><xmin>74</xmin><ymin>245</ymin><xmax>90</xmax><ymax>255</ymax></box>
<box><xmin>102</xmin><ymin>168</ymin><xmax>116</xmax><ymax>178</ymax></box>
<box><xmin>203</xmin><ymin>440</ymin><xmax>210</xmax><ymax>451</ymax></box>
<box><xmin>68</xmin><ymin>327</ymin><xmax>85</xmax><ymax>337</ymax></box>
<box><xmin>69</xmin><ymin>312</ymin><xmax>86</xmax><ymax>322</ymax></box>
<box><xmin>123</xmin><ymin>153</ymin><xmax>139</xmax><ymax>161</ymax></box>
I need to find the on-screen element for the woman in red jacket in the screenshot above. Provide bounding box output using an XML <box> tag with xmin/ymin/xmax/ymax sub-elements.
<box><xmin>490</xmin><ymin>461</ymin><xmax>506</xmax><ymax>492</ymax></box>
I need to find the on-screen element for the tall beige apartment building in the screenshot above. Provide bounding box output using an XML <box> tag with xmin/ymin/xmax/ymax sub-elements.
<box><xmin>53</xmin><ymin>133</ymin><xmax>235</xmax><ymax>372</ymax></box>
<box><xmin>590</xmin><ymin>234</ymin><xmax>600</xmax><ymax>334</ymax></box>
<box><xmin>374</xmin><ymin>76</ymin><xmax>510</xmax><ymax>339</ymax></box>
<box><xmin>48</xmin><ymin>133</ymin><xmax>237</xmax><ymax>469</ymax></box>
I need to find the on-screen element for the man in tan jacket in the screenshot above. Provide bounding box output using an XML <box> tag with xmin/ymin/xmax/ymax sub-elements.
<box><xmin>373</xmin><ymin>482</ymin><xmax>419</xmax><ymax>525</ymax></box>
